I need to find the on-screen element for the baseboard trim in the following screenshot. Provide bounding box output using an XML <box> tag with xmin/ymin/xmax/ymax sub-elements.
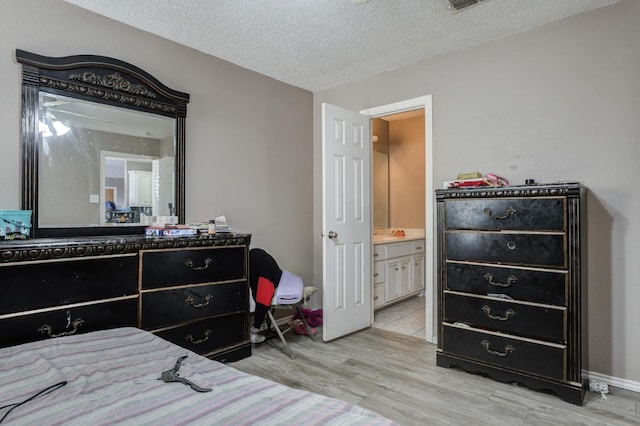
<box><xmin>586</xmin><ymin>370</ymin><xmax>640</xmax><ymax>393</ymax></box>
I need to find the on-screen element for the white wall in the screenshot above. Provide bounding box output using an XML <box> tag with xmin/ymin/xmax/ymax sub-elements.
<box><xmin>0</xmin><ymin>0</ymin><xmax>313</xmax><ymax>281</ymax></box>
<box><xmin>314</xmin><ymin>0</ymin><xmax>640</xmax><ymax>382</ymax></box>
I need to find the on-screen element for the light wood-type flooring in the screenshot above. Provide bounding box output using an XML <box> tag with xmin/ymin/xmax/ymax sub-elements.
<box><xmin>230</xmin><ymin>324</ymin><xmax>640</xmax><ymax>425</ymax></box>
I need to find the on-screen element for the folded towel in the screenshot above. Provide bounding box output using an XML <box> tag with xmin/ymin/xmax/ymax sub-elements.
<box><xmin>273</xmin><ymin>270</ymin><xmax>303</xmax><ymax>305</ymax></box>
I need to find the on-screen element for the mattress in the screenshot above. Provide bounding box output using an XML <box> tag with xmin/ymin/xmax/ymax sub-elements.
<box><xmin>0</xmin><ymin>327</ymin><xmax>395</xmax><ymax>425</ymax></box>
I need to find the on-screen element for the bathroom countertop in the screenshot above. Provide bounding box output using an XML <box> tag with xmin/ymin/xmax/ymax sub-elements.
<box><xmin>373</xmin><ymin>235</ymin><xmax>424</xmax><ymax>244</ymax></box>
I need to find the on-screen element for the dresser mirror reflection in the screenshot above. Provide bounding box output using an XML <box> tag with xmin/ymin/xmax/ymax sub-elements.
<box><xmin>16</xmin><ymin>49</ymin><xmax>189</xmax><ymax>238</ymax></box>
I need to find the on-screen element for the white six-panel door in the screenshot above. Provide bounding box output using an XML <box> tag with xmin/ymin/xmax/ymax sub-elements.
<box><xmin>321</xmin><ymin>103</ymin><xmax>371</xmax><ymax>342</ymax></box>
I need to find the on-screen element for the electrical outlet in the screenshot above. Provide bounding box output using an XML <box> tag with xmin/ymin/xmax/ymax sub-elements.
<box><xmin>89</xmin><ymin>194</ymin><xmax>100</xmax><ymax>203</ymax></box>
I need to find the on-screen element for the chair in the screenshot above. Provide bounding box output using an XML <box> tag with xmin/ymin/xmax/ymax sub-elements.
<box><xmin>265</xmin><ymin>285</ymin><xmax>317</xmax><ymax>359</ymax></box>
<box><xmin>249</xmin><ymin>276</ymin><xmax>317</xmax><ymax>359</ymax></box>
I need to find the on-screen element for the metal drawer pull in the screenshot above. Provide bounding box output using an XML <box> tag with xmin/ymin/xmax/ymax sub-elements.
<box><xmin>506</xmin><ymin>241</ymin><xmax>516</xmax><ymax>250</ymax></box>
<box><xmin>38</xmin><ymin>311</ymin><xmax>85</xmax><ymax>338</ymax></box>
<box><xmin>484</xmin><ymin>273</ymin><xmax>517</xmax><ymax>287</ymax></box>
<box><xmin>481</xmin><ymin>340</ymin><xmax>514</xmax><ymax>357</ymax></box>
<box><xmin>185</xmin><ymin>329</ymin><xmax>212</xmax><ymax>344</ymax></box>
<box><xmin>185</xmin><ymin>294</ymin><xmax>213</xmax><ymax>308</ymax></box>
<box><xmin>185</xmin><ymin>257</ymin><xmax>212</xmax><ymax>271</ymax></box>
<box><xmin>483</xmin><ymin>206</ymin><xmax>516</xmax><ymax>220</ymax></box>
<box><xmin>482</xmin><ymin>305</ymin><xmax>516</xmax><ymax>321</ymax></box>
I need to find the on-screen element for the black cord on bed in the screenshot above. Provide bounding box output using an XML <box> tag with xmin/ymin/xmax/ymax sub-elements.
<box><xmin>0</xmin><ymin>381</ymin><xmax>67</xmax><ymax>424</ymax></box>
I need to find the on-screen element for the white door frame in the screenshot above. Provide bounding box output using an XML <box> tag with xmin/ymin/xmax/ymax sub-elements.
<box><xmin>361</xmin><ymin>95</ymin><xmax>436</xmax><ymax>344</ymax></box>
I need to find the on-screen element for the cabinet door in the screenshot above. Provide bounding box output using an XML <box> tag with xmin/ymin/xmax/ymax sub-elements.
<box><xmin>398</xmin><ymin>257</ymin><xmax>411</xmax><ymax>296</ymax></box>
<box><xmin>412</xmin><ymin>254</ymin><xmax>425</xmax><ymax>291</ymax></box>
<box><xmin>385</xmin><ymin>260</ymin><xmax>400</xmax><ymax>302</ymax></box>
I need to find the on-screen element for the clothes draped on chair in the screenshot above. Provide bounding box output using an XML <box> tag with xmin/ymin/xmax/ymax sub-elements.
<box><xmin>248</xmin><ymin>248</ymin><xmax>316</xmax><ymax>358</ymax></box>
<box><xmin>249</xmin><ymin>248</ymin><xmax>282</xmax><ymax>330</ymax></box>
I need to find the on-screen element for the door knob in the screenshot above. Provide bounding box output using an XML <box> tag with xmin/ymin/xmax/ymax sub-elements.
<box><xmin>328</xmin><ymin>231</ymin><xmax>338</xmax><ymax>239</ymax></box>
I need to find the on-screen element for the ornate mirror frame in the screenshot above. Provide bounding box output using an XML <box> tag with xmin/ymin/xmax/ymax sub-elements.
<box><xmin>16</xmin><ymin>49</ymin><xmax>189</xmax><ymax>238</ymax></box>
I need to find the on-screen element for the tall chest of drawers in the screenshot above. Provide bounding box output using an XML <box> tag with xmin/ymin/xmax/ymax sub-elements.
<box><xmin>0</xmin><ymin>233</ymin><xmax>252</xmax><ymax>362</ymax></box>
<box><xmin>435</xmin><ymin>183</ymin><xmax>587</xmax><ymax>404</ymax></box>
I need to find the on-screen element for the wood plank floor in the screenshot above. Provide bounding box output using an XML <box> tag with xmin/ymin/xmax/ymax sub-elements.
<box><xmin>229</xmin><ymin>327</ymin><xmax>640</xmax><ymax>425</ymax></box>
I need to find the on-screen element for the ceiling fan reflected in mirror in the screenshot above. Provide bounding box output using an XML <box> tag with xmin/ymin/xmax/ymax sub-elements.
<box><xmin>40</xmin><ymin>112</ymin><xmax>70</xmax><ymax>137</ymax></box>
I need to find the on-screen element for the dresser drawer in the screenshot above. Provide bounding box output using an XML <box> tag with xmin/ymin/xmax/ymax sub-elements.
<box><xmin>412</xmin><ymin>240</ymin><xmax>425</xmax><ymax>254</ymax></box>
<box><xmin>141</xmin><ymin>281</ymin><xmax>247</xmax><ymax>329</ymax></box>
<box><xmin>444</xmin><ymin>292</ymin><xmax>566</xmax><ymax>342</ymax></box>
<box><xmin>154</xmin><ymin>313</ymin><xmax>247</xmax><ymax>356</ymax></box>
<box><xmin>445</xmin><ymin>198</ymin><xmax>565</xmax><ymax>231</ymax></box>
<box><xmin>441</xmin><ymin>324</ymin><xmax>566</xmax><ymax>381</ymax></box>
<box><xmin>445</xmin><ymin>262</ymin><xmax>567</xmax><ymax>306</ymax></box>
<box><xmin>0</xmin><ymin>255</ymin><xmax>138</xmax><ymax>315</ymax></box>
<box><xmin>445</xmin><ymin>232</ymin><xmax>566</xmax><ymax>268</ymax></box>
<box><xmin>141</xmin><ymin>246</ymin><xmax>246</xmax><ymax>289</ymax></box>
<box><xmin>0</xmin><ymin>298</ymin><xmax>138</xmax><ymax>348</ymax></box>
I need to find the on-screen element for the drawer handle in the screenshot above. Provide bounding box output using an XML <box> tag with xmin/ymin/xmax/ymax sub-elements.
<box><xmin>185</xmin><ymin>257</ymin><xmax>212</xmax><ymax>271</ymax></box>
<box><xmin>374</xmin><ymin>296</ymin><xmax>379</xmax><ymax>300</ymax></box>
<box><xmin>185</xmin><ymin>329</ymin><xmax>212</xmax><ymax>345</ymax></box>
<box><xmin>374</xmin><ymin>273</ymin><xmax>379</xmax><ymax>277</ymax></box>
<box><xmin>506</xmin><ymin>241</ymin><xmax>516</xmax><ymax>250</ymax></box>
<box><xmin>38</xmin><ymin>311</ymin><xmax>85</xmax><ymax>338</ymax></box>
<box><xmin>374</xmin><ymin>253</ymin><xmax>379</xmax><ymax>257</ymax></box>
<box><xmin>484</xmin><ymin>273</ymin><xmax>517</xmax><ymax>288</ymax></box>
<box><xmin>415</xmin><ymin>246</ymin><xmax>423</xmax><ymax>250</ymax></box>
<box><xmin>483</xmin><ymin>206</ymin><xmax>516</xmax><ymax>220</ymax></box>
<box><xmin>185</xmin><ymin>294</ymin><xmax>213</xmax><ymax>308</ymax></box>
<box><xmin>482</xmin><ymin>305</ymin><xmax>516</xmax><ymax>321</ymax></box>
<box><xmin>481</xmin><ymin>340</ymin><xmax>514</xmax><ymax>357</ymax></box>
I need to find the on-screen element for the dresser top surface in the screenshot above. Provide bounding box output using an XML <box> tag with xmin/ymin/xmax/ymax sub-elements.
<box><xmin>436</xmin><ymin>182</ymin><xmax>586</xmax><ymax>200</ymax></box>
<box><xmin>0</xmin><ymin>232</ymin><xmax>252</xmax><ymax>263</ymax></box>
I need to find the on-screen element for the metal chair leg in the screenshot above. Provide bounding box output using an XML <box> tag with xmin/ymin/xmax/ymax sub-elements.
<box><xmin>267</xmin><ymin>310</ymin><xmax>296</xmax><ymax>359</ymax></box>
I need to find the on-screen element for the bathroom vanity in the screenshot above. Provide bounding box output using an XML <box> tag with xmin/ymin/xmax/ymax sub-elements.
<box><xmin>373</xmin><ymin>230</ymin><xmax>425</xmax><ymax>309</ymax></box>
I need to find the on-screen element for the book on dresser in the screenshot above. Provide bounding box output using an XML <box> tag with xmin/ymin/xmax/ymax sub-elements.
<box><xmin>435</xmin><ymin>182</ymin><xmax>587</xmax><ymax>405</ymax></box>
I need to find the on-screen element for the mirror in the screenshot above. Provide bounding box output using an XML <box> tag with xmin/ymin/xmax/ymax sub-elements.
<box><xmin>373</xmin><ymin>151</ymin><xmax>389</xmax><ymax>228</ymax></box>
<box><xmin>16</xmin><ymin>50</ymin><xmax>189</xmax><ymax>238</ymax></box>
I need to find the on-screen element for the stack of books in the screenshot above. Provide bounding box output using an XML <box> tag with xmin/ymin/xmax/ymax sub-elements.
<box><xmin>145</xmin><ymin>224</ymin><xmax>198</xmax><ymax>237</ymax></box>
<box><xmin>443</xmin><ymin>172</ymin><xmax>509</xmax><ymax>189</ymax></box>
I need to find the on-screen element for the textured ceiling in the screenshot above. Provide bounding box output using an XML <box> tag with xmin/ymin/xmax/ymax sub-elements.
<box><xmin>62</xmin><ymin>0</ymin><xmax>618</xmax><ymax>92</ymax></box>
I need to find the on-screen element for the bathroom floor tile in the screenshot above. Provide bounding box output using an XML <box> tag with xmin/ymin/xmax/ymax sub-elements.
<box><xmin>372</xmin><ymin>295</ymin><xmax>426</xmax><ymax>338</ymax></box>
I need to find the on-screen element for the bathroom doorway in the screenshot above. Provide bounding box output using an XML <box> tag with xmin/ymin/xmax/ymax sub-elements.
<box><xmin>361</xmin><ymin>96</ymin><xmax>436</xmax><ymax>343</ymax></box>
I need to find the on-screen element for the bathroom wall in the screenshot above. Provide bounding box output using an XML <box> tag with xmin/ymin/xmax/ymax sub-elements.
<box><xmin>388</xmin><ymin>115</ymin><xmax>425</xmax><ymax>229</ymax></box>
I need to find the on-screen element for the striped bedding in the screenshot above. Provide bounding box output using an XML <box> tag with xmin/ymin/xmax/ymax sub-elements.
<box><xmin>0</xmin><ymin>327</ymin><xmax>396</xmax><ymax>425</ymax></box>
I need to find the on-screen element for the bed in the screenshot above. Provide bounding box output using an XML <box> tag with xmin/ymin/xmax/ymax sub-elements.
<box><xmin>0</xmin><ymin>327</ymin><xmax>396</xmax><ymax>425</ymax></box>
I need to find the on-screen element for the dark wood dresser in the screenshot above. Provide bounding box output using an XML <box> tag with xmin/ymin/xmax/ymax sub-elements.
<box><xmin>0</xmin><ymin>233</ymin><xmax>251</xmax><ymax>362</ymax></box>
<box><xmin>435</xmin><ymin>183</ymin><xmax>587</xmax><ymax>404</ymax></box>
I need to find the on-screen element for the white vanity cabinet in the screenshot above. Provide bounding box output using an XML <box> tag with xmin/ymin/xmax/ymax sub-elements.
<box><xmin>373</xmin><ymin>238</ymin><xmax>425</xmax><ymax>309</ymax></box>
<box><xmin>411</xmin><ymin>241</ymin><xmax>425</xmax><ymax>292</ymax></box>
